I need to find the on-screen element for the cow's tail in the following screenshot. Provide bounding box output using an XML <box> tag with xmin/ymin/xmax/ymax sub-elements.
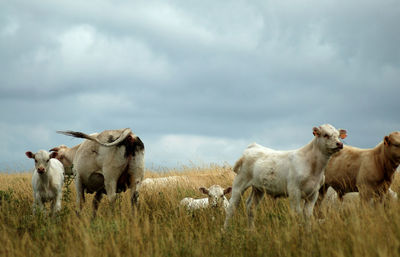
<box><xmin>233</xmin><ymin>157</ymin><xmax>244</xmax><ymax>174</ymax></box>
<box><xmin>57</xmin><ymin>128</ymin><xmax>132</xmax><ymax>147</ymax></box>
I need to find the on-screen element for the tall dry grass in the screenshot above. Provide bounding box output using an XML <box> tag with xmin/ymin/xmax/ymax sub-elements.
<box><xmin>1</xmin><ymin>166</ymin><xmax>400</xmax><ymax>257</ymax></box>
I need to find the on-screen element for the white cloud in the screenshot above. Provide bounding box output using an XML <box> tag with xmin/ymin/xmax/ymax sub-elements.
<box><xmin>56</xmin><ymin>24</ymin><xmax>172</xmax><ymax>80</ymax></box>
<box><xmin>0</xmin><ymin>17</ymin><xmax>19</xmax><ymax>36</ymax></box>
<box><xmin>145</xmin><ymin>134</ymin><xmax>249</xmax><ymax>168</ymax></box>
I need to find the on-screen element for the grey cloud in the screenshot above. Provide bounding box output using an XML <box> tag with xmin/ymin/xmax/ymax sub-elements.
<box><xmin>0</xmin><ymin>0</ymin><xmax>399</xmax><ymax>171</ymax></box>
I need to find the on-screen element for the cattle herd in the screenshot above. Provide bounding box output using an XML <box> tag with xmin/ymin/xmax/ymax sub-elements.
<box><xmin>24</xmin><ymin>124</ymin><xmax>400</xmax><ymax>229</ymax></box>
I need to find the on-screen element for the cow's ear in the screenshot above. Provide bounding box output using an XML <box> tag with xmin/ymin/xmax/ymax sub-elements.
<box><xmin>313</xmin><ymin>127</ymin><xmax>321</xmax><ymax>137</ymax></box>
<box><xmin>199</xmin><ymin>187</ymin><xmax>209</xmax><ymax>195</ymax></box>
<box><xmin>224</xmin><ymin>187</ymin><xmax>232</xmax><ymax>195</ymax></box>
<box><xmin>49</xmin><ymin>147</ymin><xmax>59</xmax><ymax>152</ymax></box>
<box><xmin>25</xmin><ymin>151</ymin><xmax>34</xmax><ymax>159</ymax></box>
<box><xmin>339</xmin><ymin>129</ymin><xmax>347</xmax><ymax>139</ymax></box>
<box><xmin>384</xmin><ymin>136</ymin><xmax>391</xmax><ymax>146</ymax></box>
<box><xmin>49</xmin><ymin>151</ymin><xmax>58</xmax><ymax>159</ymax></box>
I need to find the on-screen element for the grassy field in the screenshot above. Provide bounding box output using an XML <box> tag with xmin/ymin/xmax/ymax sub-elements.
<box><xmin>1</xmin><ymin>165</ymin><xmax>400</xmax><ymax>257</ymax></box>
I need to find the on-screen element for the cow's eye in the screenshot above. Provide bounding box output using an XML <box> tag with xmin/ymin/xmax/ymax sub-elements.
<box><xmin>34</xmin><ymin>160</ymin><xmax>38</xmax><ymax>163</ymax></box>
<box><xmin>324</xmin><ymin>134</ymin><xmax>330</xmax><ymax>139</ymax></box>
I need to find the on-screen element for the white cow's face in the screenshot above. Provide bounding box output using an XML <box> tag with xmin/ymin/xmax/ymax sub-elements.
<box><xmin>313</xmin><ymin>124</ymin><xmax>347</xmax><ymax>154</ymax></box>
<box><xmin>25</xmin><ymin>150</ymin><xmax>55</xmax><ymax>174</ymax></box>
<box><xmin>200</xmin><ymin>185</ymin><xmax>232</xmax><ymax>208</ymax></box>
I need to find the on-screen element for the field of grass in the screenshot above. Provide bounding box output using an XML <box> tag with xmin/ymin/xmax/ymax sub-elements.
<box><xmin>1</xmin><ymin>165</ymin><xmax>400</xmax><ymax>257</ymax></box>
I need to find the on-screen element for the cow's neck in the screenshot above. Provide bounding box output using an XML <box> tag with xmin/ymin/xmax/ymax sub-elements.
<box><xmin>301</xmin><ymin>139</ymin><xmax>330</xmax><ymax>175</ymax></box>
<box><xmin>375</xmin><ymin>142</ymin><xmax>397</xmax><ymax>182</ymax></box>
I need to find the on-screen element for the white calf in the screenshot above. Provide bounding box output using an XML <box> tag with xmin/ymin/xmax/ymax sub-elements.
<box><xmin>224</xmin><ymin>124</ymin><xmax>347</xmax><ymax>229</ymax></box>
<box><xmin>180</xmin><ymin>185</ymin><xmax>232</xmax><ymax>211</ymax></box>
<box><xmin>26</xmin><ymin>150</ymin><xmax>64</xmax><ymax>214</ymax></box>
<box><xmin>142</xmin><ymin>176</ymin><xmax>189</xmax><ymax>189</ymax></box>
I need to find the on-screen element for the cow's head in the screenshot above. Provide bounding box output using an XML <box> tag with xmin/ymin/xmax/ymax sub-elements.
<box><xmin>25</xmin><ymin>150</ymin><xmax>55</xmax><ymax>175</ymax></box>
<box><xmin>49</xmin><ymin>145</ymin><xmax>73</xmax><ymax>174</ymax></box>
<box><xmin>313</xmin><ymin>124</ymin><xmax>347</xmax><ymax>155</ymax></box>
<box><xmin>384</xmin><ymin>131</ymin><xmax>400</xmax><ymax>164</ymax></box>
<box><xmin>200</xmin><ymin>185</ymin><xmax>232</xmax><ymax>208</ymax></box>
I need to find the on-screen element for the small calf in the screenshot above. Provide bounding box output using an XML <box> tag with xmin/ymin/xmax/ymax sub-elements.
<box><xmin>180</xmin><ymin>185</ymin><xmax>232</xmax><ymax>211</ymax></box>
<box><xmin>142</xmin><ymin>176</ymin><xmax>190</xmax><ymax>189</ymax></box>
<box><xmin>26</xmin><ymin>150</ymin><xmax>64</xmax><ymax>214</ymax></box>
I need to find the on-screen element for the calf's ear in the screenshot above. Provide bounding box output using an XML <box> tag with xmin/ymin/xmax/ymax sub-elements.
<box><xmin>199</xmin><ymin>187</ymin><xmax>209</xmax><ymax>195</ymax></box>
<box><xmin>25</xmin><ymin>151</ymin><xmax>34</xmax><ymax>159</ymax></box>
<box><xmin>313</xmin><ymin>127</ymin><xmax>321</xmax><ymax>136</ymax></box>
<box><xmin>384</xmin><ymin>136</ymin><xmax>391</xmax><ymax>146</ymax></box>
<box><xmin>49</xmin><ymin>151</ymin><xmax>58</xmax><ymax>159</ymax></box>
<box><xmin>339</xmin><ymin>129</ymin><xmax>347</xmax><ymax>139</ymax></box>
<box><xmin>224</xmin><ymin>187</ymin><xmax>232</xmax><ymax>195</ymax></box>
<box><xmin>49</xmin><ymin>147</ymin><xmax>59</xmax><ymax>152</ymax></box>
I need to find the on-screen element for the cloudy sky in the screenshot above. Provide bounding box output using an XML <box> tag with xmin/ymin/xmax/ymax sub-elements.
<box><xmin>1</xmin><ymin>0</ymin><xmax>399</xmax><ymax>172</ymax></box>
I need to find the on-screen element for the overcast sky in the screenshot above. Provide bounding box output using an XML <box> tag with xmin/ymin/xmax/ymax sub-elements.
<box><xmin>1</xmin><ymin>0</ymin><xmax>399</xmax><ymax>172</ymax></box>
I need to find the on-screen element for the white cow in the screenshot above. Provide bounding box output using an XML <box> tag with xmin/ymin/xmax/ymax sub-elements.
<box><xmin>25</xmin><ymin>150</ymin><xmax>64</xmax><ymax>214</ymax></box>
<box><xmin>142</xmin><ymin>176</ymin><xmax>190</xmax><ymax>189</ymax></box>
<box><xmin>180</xmin><ymin>185</ymin><xmax>232</xmax><ymax>211</ymax></box>
<box><xmin>56</xmin><ymin>128</ymin><xmax>144</xmax><ymax>215</ymax></box>
<box><xmin>224</xmin><ymin>124</ymin><xmax>347</xmax><ymax>229</ymax></box>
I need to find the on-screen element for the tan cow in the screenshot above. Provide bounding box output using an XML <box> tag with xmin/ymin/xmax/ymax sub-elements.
<box><xmin>318</xmin><ymin>131</ymin><xmax>400</xmax><ymax>203</ymax></box>
<box><xmin>55</xmin><ymin>128</ymin><xmax>145</xmax><ymax>215</ymax></box>
<box><xmin>49</xmin><ymin>144</ymin><xmax>80</xmax><ymax>175</ymax></box>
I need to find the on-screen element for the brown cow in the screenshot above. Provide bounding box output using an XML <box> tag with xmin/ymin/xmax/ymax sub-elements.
<box><xmin>318</xmin><ymin>131</ymin><xmax>400</xmax><ymax>203</ymax></box>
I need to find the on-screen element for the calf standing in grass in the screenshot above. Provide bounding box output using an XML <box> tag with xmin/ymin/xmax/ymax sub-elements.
<box><xmin>224</xmin><ymin>124</ymin><xmax>347</xmax><ymax>229</ymax></box>
<box><xmin>26</xmin><ymin>150</ymin><xmax>64</xmax><ymax>214</ymax></box>
<box><xmin>180</xmin><ymin>185</ymin><xmax>232</xmax><ymax>211</ymax></box>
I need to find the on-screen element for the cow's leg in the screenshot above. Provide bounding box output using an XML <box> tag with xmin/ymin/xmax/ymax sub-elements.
<box><xmin>33</xmin><ymin>194</ymin><xmax>44</xmax><ymax>215</ymax></box>
<box><xmin>303</xmin><ymin>191</ymin><xmax>318</xmax><ymax>219</ymax></box>
<box><xmin>92</xmin><ymin>191</ymin><xmax>104</xmax><ymax>218</ymax></box>
<box><xmin>288</xmin><ymin>185</ymin><xmax>302</xmax><ymax>215</ymax></box>
<box><xmin>51</xmin><ymin>190</ymin><xmax>62</xmax><ymax>215</ymax></box>
<box><xmin>130</xmin><ymin>180</ymin><xmax>141</xmax><ymax>211</ymax></box>
<box><xmin>314</xmin><ymin>184</ymin><xmax>329</xmax><ymax>218</ymax></box>
<box><xmin>128</xmin><ymin>151</ymin><xmax>144</xmax><ymax>212</ymax></box>
<box><xmin>246</xmin><ymin>187</ymin><xmax>264</xmax><ymax>229</ymax></box>
<box><xmin>315</xmin><ymin>184</ymin><xmax>328</xmax><ymax>208</ymax></box>
<box><xmin>103</xmin><ymin>168</ymin><xmax>118</xmax><ymax>208</ymax></box>
<box><xmin>224</xmin><ymin>174</ymin><xmax>250</xmax><ymax>229</ymax></box>
<box><xmin>75</xmin><ymin>174</ymin><xmax>85</xmax><ymax>213</ymax></box>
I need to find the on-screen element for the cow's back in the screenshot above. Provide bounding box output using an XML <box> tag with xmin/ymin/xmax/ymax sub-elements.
<box><xmin>244</xmin><ymin>144</ymin><xmax>292</xmax><ymax>196</ymax></box>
